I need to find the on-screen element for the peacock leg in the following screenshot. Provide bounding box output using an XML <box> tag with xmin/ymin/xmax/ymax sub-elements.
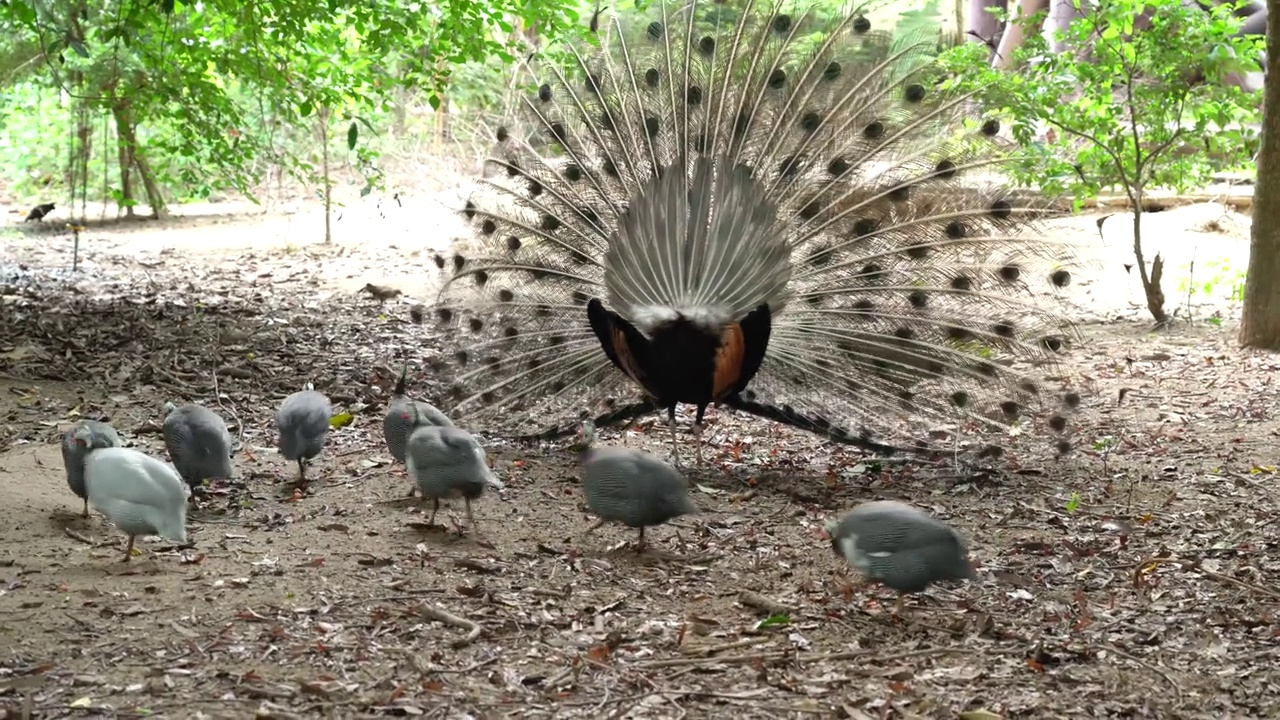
<box><xmin>667</xmin><ymin>407</ymin><xmax>681</xmax><ymax>467</ymax></box>
<box><xmin>123</xmin><ymin>535</ymin><xmax>136</xmax><ymax>563</ymax></box>
<box><xmin>428</xmin><ymin>497</ymin><xmax>440</xmax><ymax>525</ymax></box>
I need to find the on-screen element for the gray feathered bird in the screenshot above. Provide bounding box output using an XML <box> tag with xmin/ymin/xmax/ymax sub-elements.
<box><xmin>84</xmin><ymin>447</ymin><xmax>191</xmax><ymax>562</ymax></box>
<box><xmin>161</xmin><ymin>401</ymin><xmax>234</xmax><ymax>495</ymax></box>
<box><xmin>383</xmin><ymin>366</ymin><xmax>453</xmax><ymax>491</ymax></box>
<box><xmin>431</xmin><ymin>1</ymin><xmax>1083</xmax><ymax>468</ymax></box>
<box><xmin>275</xmin><ymin>385</ymin><xmax>333</xmax><ymax>484</ymax></box>
<box><xmin>405</xmin><ymin>424</ymin><xmax>503</xmax><ymax>533</ymax></box>
<box><xmin>574</xmin><ymin>422</ymin><xmax>698</xmax><ymax>551</ymax></box>
<box><xmin>824</xmin><ymin>500</ymin><xmax>976</xmax><ymax>613</ymax></box>
<box><xmin>61</xmin><ymin>419</ymin><xmax>122</xmax><ymax>517</ymax></box>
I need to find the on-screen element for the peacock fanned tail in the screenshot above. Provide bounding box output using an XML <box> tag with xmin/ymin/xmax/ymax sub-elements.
<box><xmin>431</xmin><ymin>0</ymin><xmax>1083</xmax><ymax>460</ymax></box>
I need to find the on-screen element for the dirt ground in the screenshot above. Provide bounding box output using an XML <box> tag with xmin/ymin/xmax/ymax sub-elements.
<box><xmin>1</xmin><ymin>187</ymin><xmax>1278</xmax><ymax>720</ymax></box>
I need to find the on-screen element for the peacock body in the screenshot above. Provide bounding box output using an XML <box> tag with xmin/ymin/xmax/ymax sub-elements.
<box><xmin>432</xmin><ymin>0</ymin><xmax>1082</xmax><ymax>463</ymax></box>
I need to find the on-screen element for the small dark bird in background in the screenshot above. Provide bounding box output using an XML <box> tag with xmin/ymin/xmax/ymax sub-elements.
<box><xmin>362</xmin><ymin>283</ymin><xmax>403</xmax><ymax>302</ymax></box>
<box><xmin>24</xmin><ymin>203</ymin><xmax>55</xmax><ymax>222</ymax></box>
<box><xmin>432</xmin><ymin>0</ymin><xmax>1084</xmax><ymax>468</ymax></box>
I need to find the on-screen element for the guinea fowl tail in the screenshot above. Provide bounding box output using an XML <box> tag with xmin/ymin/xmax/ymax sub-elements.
<box><xmin>431</xmin><ymin>0</ymin><xmax>1084</xmax><ymax>462</ymax></box>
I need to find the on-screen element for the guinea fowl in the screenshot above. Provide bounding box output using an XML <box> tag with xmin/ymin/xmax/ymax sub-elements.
<box><xmin>574</xmin><ymin>421</ymin><xmax>698</xmax><ymax>551</ymax></box>
<box><xmin>383</xmin><ymin>366</ymin><xmax>453</xmax><ymax>490</ymax></box>
<box><xmin>161</xmin><ymin>401</ymin><xmax>234</xmax><ymax>496</ymax></box>
<box><xmin>825</xmin><ymin>500</ymin><xmax>977</xmax><ymax>614</ymax></box>
<box><xmin>404</xmin><ymin>425</ymin><xmax>503</xmax><ymax>534</ymax></box>
<box><xmin>430</xmin><ymin>1</ymin><xmax>1083</xmax><ymax>468</ymax></box>
<box><xmin>275</xmin><ymin>385</ymin><xmax>333</xmax><ymax>484</ymax></box>
<box><xmin>84</xmin><ymin>447</ymin><xmax>191</xmax><ymax>562</ymax></box>
<box><xmin>61</xmin><ymin>419</ymin><xmax>122</xmax><ymax>518</ymax></box>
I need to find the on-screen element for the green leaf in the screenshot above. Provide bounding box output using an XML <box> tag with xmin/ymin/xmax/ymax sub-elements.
<box><xmin>755</xmin><ymin>614</ymin><xmax>790</xmax><ymax>630</ymax></box>
<box><xmin>68</xmin><ymin>40</ymin><xmax>89</xmax><ymax>58</ymax></box>
<box><xmin>329</xmin><ymin>412</ymin><xmax>354</xmax><ymax>429</ymax></box>
<box><xmin>347</xmin><ymin>121</ymin><xmax>358</xmax><ymax>150</ymax></box>
<box><xmin>299</xmin><ymin>100</ymin><xmax>314</xmax><ymax>118</ymax></box>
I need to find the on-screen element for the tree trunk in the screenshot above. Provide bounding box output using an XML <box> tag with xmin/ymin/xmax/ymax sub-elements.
<box><xmin>1130</xmin><ymin>202</ymin><xmax>1168</xmax><ymax>326</ymax></box>
<box><xmin>1240</xmin><ymin>0</ymin><xmax>1280</xmax><ymax>348</ymax></box>
<box><xmin>115</xmin><ymin>118</ymin><xmax>136</xmax><ymax>219</ymax></box>
<box><xmin>319</xmin><ymin>106</ymin><xmax>332</xmax><ymax>245</ymax></box>
<box><xmin>112</xmin><ymin>100</ymin><xmax>169</xmax><ymax>220</ymax></box>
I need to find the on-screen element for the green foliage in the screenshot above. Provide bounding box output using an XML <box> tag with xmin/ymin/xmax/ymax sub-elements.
<box><xmin>0</xmin><ymin>0</ymin><xmax>583</xmax><ymax>212</ymax></box>
<box><xmin>939</xmin><ymin>0</ymin><xmax>1262</xmax><ymax>206</ymax></box>
<box><xmin>938</xmin><ymin>0</ymin><xmax>1261</xmax><ymax>325</ymax></box>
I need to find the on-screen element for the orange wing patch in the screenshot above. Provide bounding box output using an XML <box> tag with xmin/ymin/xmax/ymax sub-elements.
<box><xmin>610</xmin><ymin>324</ymin><xmax>647</xmax><ymax>386</ymax></box>
<box><xmin>712</xmin><ymin>322</ymin><xmax>746</xmax><ymax>400</ymax></box>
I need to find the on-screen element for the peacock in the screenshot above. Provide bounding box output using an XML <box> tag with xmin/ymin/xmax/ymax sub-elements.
<box><xmin>431</xmin><ymin>0</ymin><xmax>1082</xmax><ymax>466</ymax></box>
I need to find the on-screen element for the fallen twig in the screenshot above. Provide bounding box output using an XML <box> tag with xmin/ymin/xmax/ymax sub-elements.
<box><xmin>1135</xmin><ymin>556</ymin><xmax>1280</xmax><ymax>600</ymax></box>
<box><xmin>635</xmin><ymin>644</ymin><xmax>975</xmax><ymax>669</ymax></box>
<box><xmin>738</xmin><ymin>590</ymin><xmax>789</xmax><ymax>615</ymax></box>
<box><xmin>680</xmin><ymin>637</ymin><xmax>772</xmax><ymax>657</ymax></box>
<box><xmin>63</xmin><ymin>527</ymin><xmax>94</xmax><ymax>545</ymax></box>
<box><xmin>1099</xmin><ymin>644</ymin><xmax>1182</xmax><ymax>698</ymax></box>
<box><xmin>413</xmin><ymin>603</ymin><xmax>482</xmax><ymax>648</ymax></box>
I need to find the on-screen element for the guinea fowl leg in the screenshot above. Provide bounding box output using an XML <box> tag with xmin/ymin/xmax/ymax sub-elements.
<box><xmin>427</xmin><ymin>497</ymin><xmax>440</xmax><ymax>526</ymax></box>
<box><xmin>693</xmin><ymin>421</ymin><xmax>705</xmax><ymax>466</ymax></box>
<box><xmin>667</xmin><ymin>407</ymin><xmax>682</xmax><ymax>468</ymax></box>
<box><xmin>296</xmin><ymin>458</ymin><xmax>307</xmax><ymax>484</ymax></box>
<box><xmin>123</xmin><ymin>535</ymin><xmax>136</xmax><ymax>563</ymax></box>
<box><xmin>81</xmin><ymin>498</ymin><xmax>89</xmax><ymax>519</ymax></box>
<box><xmin>893</xmin><ymin>593</ymin><xmax>908</xmax><ymax>616</ymax></box>
<box><xmin>464</xmin><ymin>498</ymin><xmax>476</xmax><ymax>531</ymax></box>
<box><xmin>634</xmin><ymin>527</ymin><xmax>646</xmax><ymax>553</ymax></box>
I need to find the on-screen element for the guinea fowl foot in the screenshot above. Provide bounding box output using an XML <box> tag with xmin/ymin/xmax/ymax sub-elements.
<box><xmin>447</xmin><ymin>511</ymin><xmax>466</xmax><ymax>536</ymax></box>
<box><xmin>893</xmin><ymin>594</ymin><xmax>909</xmax><ymax>617</ymax></box>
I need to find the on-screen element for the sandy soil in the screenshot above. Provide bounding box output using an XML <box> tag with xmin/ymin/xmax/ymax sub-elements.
<box><xmin>0</xmin><ymin>188</ymin><xmax>1277</xmax><ymax>720</ymax></box>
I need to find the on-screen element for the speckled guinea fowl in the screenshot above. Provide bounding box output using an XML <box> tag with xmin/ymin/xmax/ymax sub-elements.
<box><xmin>384</xmin><ymin>367</ymin><xmax>452</xmax><ymax>459</ymax></box>
<box><xmin>162</xmin><ymin>401</ymin><xmax>234</xmax><ymax>495</ymax></box>
<box><xmin>405</xmin><ymin>425</ymin><xmax>503</xmax><ymax>533</ymax></box>
<box><xmin>61</xmin><ymin>419</ymin><xmax>122</xmax><ymax>517</ymax></box>
<box><xmin>574</xmin><ymin>422</ymin><xmax>698</xmax><ymax>550</ymax></box>
<box><xmin>275</xmin><ymin>385</ymin><xmax>333</xmax><ymax>484</ymax></box>
<box><xmin>84</xmin><ymin>447</ymin><xmax>191</xmax><ymax>562</ymax></box>
<box><xmin>383</xmin><ymin>366</ymin><xmax>453</xmax><ymax>494</ymax></box>
<box><xmin>825</xmin><ymin>500</ymin><xmax>976</xmax><ymax>613</ymax></box>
